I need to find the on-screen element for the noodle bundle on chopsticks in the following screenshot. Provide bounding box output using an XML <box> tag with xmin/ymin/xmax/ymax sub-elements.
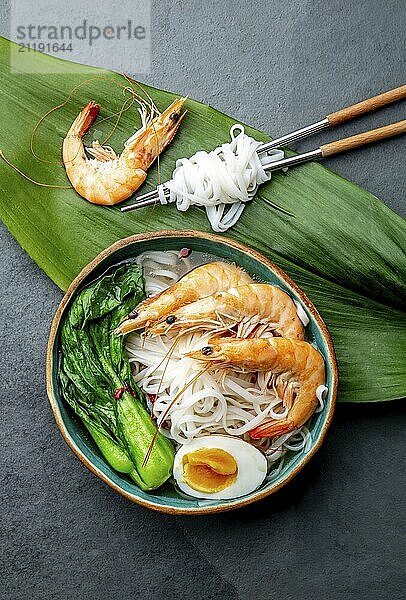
<box><xmin>158</xmin><ymin>125</ymin><xmax>284</xmax><ymax>232</ymax></box>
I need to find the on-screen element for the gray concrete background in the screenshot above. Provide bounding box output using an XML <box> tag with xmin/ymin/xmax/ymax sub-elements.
<box><xmin>1</xmin><ymin>1</ymin><xmax>405</xmax><ymax>599</ymax></box>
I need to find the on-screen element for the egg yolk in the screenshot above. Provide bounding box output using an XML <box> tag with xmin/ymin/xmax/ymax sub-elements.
<box><xmin>182</xmin><ymin>448</ymin><xmax>238</xmax><ymax>493</ymax></box>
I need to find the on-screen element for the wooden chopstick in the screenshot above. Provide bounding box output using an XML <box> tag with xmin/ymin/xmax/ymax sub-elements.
<box><xmin>261</xmin><ymin>119</ymin><xmax>406</xmax><ymax>172</ymax></box>
<box><xmin>320</xmin><ymin>120</ymin><xmax>406</xmax><ymax>156</ymax></box>
<box><xmin>259</xmin><ymin>84</ymin><xmax>406</xmax><ymax>154</ymax></box>
<box><xmin>327</xmin><ymin>85</ymin><xmax>406</xmax><ymax>125</ymax></box>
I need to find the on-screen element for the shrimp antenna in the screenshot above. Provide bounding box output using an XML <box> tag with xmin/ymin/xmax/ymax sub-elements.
<box><xmin>141</xmin><ymin>331</ymin><xmax>147</xmax><ymax>349</ymax></box>
<box><xmin>142</xmin><ymin>365</ymin><xmax>210</xmax><ymax>467</ymax></box>
<box><xmin>145</xmin><ymin>322</ymin><xmax>212</xmax><ymax>380</ymax></box>
<box><xmin>30</xmin><ymin>76</ymin><xmax>133</xmax><ymax>164</ymax></box>
<box><xmin>0</xmin><ymin>150</ymin><xmax>71</xmax><ymax>189</ymax></box>
<box><xmin>29</xmin><ymin>74</ymin><xmax>153</xmax><ymax>166</ymax></box>
<box><xmin>155</xmin><ymin>336</ymin><xmax>181</xmax><ymax>395</ymax></box>
<box><xmin>149</xmin><ymin>325</ymin><xmax>221</xmax><ymax>390</ymax></box>
<box><xmin>122</xmin><ymin>73</ymin><xmax>159</xmax><ymax>116</ymax></box>
<box><xmin>97</xmin><ymin>93</ymin><xmax>137</xmax><ymax>146</ymax></box>
<box><xmin>143</xmin><ymin>333</ymin><xmax>179</xmax><ymax>378</ymax></box>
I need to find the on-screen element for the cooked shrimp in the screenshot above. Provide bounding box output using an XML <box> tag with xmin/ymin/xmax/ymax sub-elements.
<box><xmin>149</xmin><ymin>283</ymin><xmax>304</xmax><ymax>339</ymax></box>
<box><xmin>62</xmin><ymin>98</ymin><xmax>186</xmax><ymax>205</ymax></box>
<box><xmin>187</xmin><ymin>337</ymin><xmax>325</xmax><ymax>438</ymax></box>
<box><xmin>115</xmin><ymin>262</ymin><xmax>252</xmax><ymax>335</ymax></box>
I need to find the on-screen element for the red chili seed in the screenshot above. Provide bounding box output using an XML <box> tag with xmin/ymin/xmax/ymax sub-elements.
<box><xmin>178</xmin><ymin>247</ymin><xmax>192</xmax><ymax>258</ymax></box>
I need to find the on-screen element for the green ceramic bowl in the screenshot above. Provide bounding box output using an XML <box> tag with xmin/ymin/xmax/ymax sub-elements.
<box><xmin>46</xmin><ymin>230</ymin><xmax>338</xmax><ymax>514</ymax></box>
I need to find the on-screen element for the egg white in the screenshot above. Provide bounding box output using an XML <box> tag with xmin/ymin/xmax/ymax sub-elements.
<box><xmin>173</xmin><ymin>435</ymin><xmax>268</xmax><ymax>500</ymax></box>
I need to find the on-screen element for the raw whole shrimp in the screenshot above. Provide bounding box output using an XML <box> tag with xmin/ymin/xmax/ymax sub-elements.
<box><xmin>187</xmin><ymin>337</ymin><xmax>325</xmax><ymax>438</ymax></box>
<box><xmin>149</xmin><ymin>283</ymin><xmax>304</xmax><ymax>339</ymax></box>
<box><xmin>62</xmin><ymin>98</ymin><xmax>186</xmax><ymax>205</ymax></box>
<box><xmin>115</xmin><ymin>262</ymin><xmax>252</xmax><ymax>335</ymax></box>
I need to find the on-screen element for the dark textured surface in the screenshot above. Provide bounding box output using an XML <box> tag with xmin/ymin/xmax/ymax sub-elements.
<box><xmin>1</xmin><ymin>1</ymin><xmax>405</xmax><ymax>599</ymax></box>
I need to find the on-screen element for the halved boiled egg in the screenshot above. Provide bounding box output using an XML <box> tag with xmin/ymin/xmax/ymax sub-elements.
<box><xmin>173</xmin><ymin>435</ymin><xmax>268</xmax><ymax>500</ymax></box>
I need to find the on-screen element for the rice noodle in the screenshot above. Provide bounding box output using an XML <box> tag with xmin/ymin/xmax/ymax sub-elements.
<box><xmin>294</xmin><ymin>299</ymin><xmax>310</xmax><ymax>327</ymax></box>
<box><xmin>126</xmin><ymin>250</ymin><xmax>327</xmax><ymax>479</ymax></box>
<box><xmin>135</xmin><ymin>250</ymin><xmax>194</xmax><ymax>296</ymax></box>
<box><xmin>315</xmin><ymin>384</ymin><xmax>328</xmax><ymax>413</ymax></box>
<box><xmin>157</xmin><ymin>125</ymin><xmax>284</xmax><ymax>233</ymax></box>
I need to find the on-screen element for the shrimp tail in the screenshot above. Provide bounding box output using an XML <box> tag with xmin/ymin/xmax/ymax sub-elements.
<box><xmin>73</xmin><ymin>101</ymin><xmax>100</xmax><ymax>137</ymax></box>
<box><xmin>249</xmin><ymin>418</ymin><xmax>295</xmax><ymax>439</ymax></box>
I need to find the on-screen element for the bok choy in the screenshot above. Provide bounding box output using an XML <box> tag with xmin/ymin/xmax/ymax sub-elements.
<box><xmin>59</xmin><ymin>263</ymin><xmax>175</xmax><ymax>490</ymax></box>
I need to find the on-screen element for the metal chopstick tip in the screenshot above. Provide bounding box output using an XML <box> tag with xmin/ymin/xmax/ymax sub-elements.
<box><xmin>120</xmin><ymin>186</ymin><xmax>170</xmax><ymax>212</ymax></box>
<box><xmin>121</xmin><ymin>197</ymin><xmax>158</xmax><ymax>211</ymax></box>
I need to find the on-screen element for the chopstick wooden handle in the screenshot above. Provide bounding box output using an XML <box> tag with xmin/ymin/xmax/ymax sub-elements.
<box><xmin>327</xmin><ymin>85</ymin><xmax>406</xmax><ymax>126</ymax></box>
<box><xmin>320</xmin><ymin>120</ymin><xmax>406</xmax><ymax>157</ymax></box>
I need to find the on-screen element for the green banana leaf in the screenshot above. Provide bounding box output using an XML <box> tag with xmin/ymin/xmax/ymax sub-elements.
<box><xmin>0</xmin><ymin>37</ymin><xmax>405</xmax><ymax>403</ymax></box>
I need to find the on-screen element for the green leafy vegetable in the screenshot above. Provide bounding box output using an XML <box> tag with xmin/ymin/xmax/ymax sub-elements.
<box><xmin>59</xmin><ymin>263</ymin><xmax>175</xmax><ymax>490</ymax></box>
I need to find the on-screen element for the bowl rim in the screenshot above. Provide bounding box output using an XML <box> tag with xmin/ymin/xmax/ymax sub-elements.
<box><xmin>46</xmin><ymin>229</ymin><xmax>338</xmax><ymax>515</ymax></box>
